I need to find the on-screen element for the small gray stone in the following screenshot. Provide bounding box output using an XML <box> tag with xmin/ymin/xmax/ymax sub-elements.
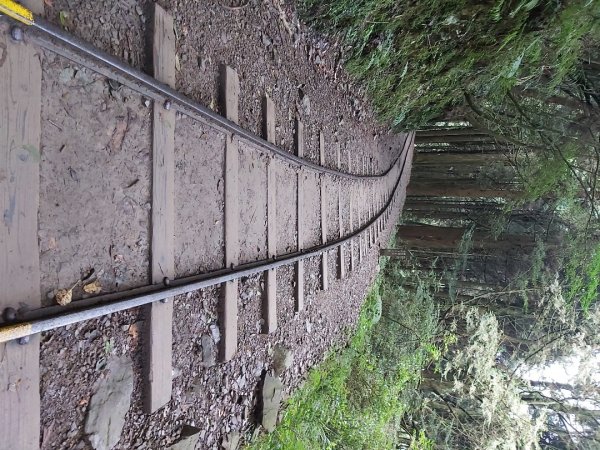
<box><xmin>261</xmin><ymin>33</ymin><xmax>273</xmax><ymax>47</ymax></box>
<box><xmin>261</xmin><ymin>375</ymin><xmax>283</xmax><ymax>432</ymax></box>
<box><xmin>201</xmin><ymin>334</ymin><xmax>216</xmax><ymax>368</ymax></box>
<box><xmin>210</xmin><ymin>324</ymin><xmax>221</xmax><ymax>344</ymax></box>
<box><xmin>253</xmin><ymin>363</ymin><xmax>264</xmax><ymax>377</ymax></box>
<box><xmin>301</xmin><ymin>95</ymin><xmax>311</xmax><ymax>115</ymax></box>
<box><xmin>167</xmin><ymin>425</ymin><xmax>201</xmax><ymax>450</ymax></box>
<box><xmin>372</xmin><ymin>295</ymin><xmax>382</xmax><ymax>324</ymax></box>
<box><xmin>222</xmin><ymin>431</ymin><xmax>241</xmax><ymax>450</ymax></box>
<box><xmin>59</xmin><ymin>67</ymin><xmax>75</xmax><ymax>84</ymax></box>
<box><xmin>235</xmin><ymin>374</ymin><xmax>247</xmax><ymax>389</ymax></box>
<box><xmin>272</xmin><ymin>345</ymin><xmax>293</xmax><ymax>376</ymax></box>
<box><xmin>84</xmin><ymin>356</ymin><xmax>134</xmax><ymax>450</ymax></box>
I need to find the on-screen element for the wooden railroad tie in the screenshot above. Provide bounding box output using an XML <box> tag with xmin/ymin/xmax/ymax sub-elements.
<box><xmin>295</xmin><ymin>119</ymin><xmax>305</xmax><ymax>312</ymax></box>
<box><xmin>263</xmin><ymin>95</ymin><xmax>277</xmax><ymax>333</ymax></box>
<box><xmin>221</xmin><ymin>65</ymin><xmax>240</xmax><ymax>361</ymax></box>
<box><xmin>0</xmin><ymin>0</ymin><xmax>43</xmax><ymax>447</ymax></box>
<box><xmin>319</xmin><ymin>132</ymin><xmax>329</xmax><ymax>291</ymax></box>
<box><xmin>144</xmin><ymin>3</ymin><xmax>176</xmax><ymax>414</ymax></box>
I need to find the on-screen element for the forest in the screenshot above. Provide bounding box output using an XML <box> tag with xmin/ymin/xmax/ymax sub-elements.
<box><xmin>249</xmin><ymin>0</ymin><xmax>600</xmax><ymax>449</ymax></box>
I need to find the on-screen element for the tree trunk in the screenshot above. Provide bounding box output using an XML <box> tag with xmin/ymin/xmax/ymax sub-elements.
<box><xmin>415</xmin><ymin>134</ymin><xmax>494</xmax><ymax>144</ymax></box>
<box><xmin>396</xmin><ymin>224</ymin><xmax>535</xmax><ymax>250</ymax></box>
<box><xmin>414</xmin><ymin>152</ymin><xmax>506</xmax><ymax>166</ymax></box>
<box><xmin>416</xmin><ymin>127</ymin><xmax>485</xmax><ymax>138</ymax></box>
<box><xmin>407</xmin><ymin>181</ymin><xmax>522</xmax><ymax>199</ymax></box>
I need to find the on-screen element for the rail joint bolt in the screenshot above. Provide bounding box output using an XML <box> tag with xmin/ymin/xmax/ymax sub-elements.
<box><xmin>10</xmin><ymin>26</ymin><xmax>24</xmax><ymax>42</ymax></box>
<box><xmin>2</xmin><ymin>307</ymin><xmax>17</xmax><ymax>323</ymax></box>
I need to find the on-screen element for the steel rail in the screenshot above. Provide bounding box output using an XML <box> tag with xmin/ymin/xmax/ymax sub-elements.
<box><xmin>0</xmin><ymin>134</ymin><xmax>413</xmax><ymax>343</ymax></box>
<box><xmin>1</xmin><ymin>14</ymin><xmax>403</xmax><ymax>180</ymax></box>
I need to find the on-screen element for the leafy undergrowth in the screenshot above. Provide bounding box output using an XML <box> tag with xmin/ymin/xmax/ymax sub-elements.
<box><xmin>247</xmin><ymin>256</ymin><xmax>439</xmax><ymax>449</ymax></box>
<box><xmin>299</xmin><ymin>0</ymin><xmax>599</xmax><ymax>129</ymax></box>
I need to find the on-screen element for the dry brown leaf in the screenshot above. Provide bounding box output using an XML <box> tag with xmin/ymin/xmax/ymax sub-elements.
<box><xmin>83</xmin><ymin>280</ymin><xmax>102</xmax><ymax>294</ymax></box>
<box><xmin>55</xmin><ymin>288</ymin><xmax>72</xmax><ymax>306</ymax></box>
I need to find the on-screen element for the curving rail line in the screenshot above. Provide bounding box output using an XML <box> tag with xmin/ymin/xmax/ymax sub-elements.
<box><xmin>0</xmin><ymin>6</ymin><xmax>414</xmax><ymax>343</ymax></box>
<box><xmin>7</xmin><ymin>11</ymin><xmax>402</xmax><ymax>180</ymax></box>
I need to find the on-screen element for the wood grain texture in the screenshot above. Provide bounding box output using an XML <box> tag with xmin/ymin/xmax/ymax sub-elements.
<box><xmin>295</xmin><ymin>120</ymin><xmax>304</xmax><ymax>158</ymax></box>
<box><xmin>380</xmin><ymin>190</ymin><xmax>384</xmax><ymax>233</ymax></box>
<box><xmin>364</xmin><ymin>185</ymin><xmax>369</xmax><ymax>253</ymax></box>
<box><xmin>358</xmin><ymin>232</ymin><xmax>363</xmax><ymax>262</ymax></box>
<box><xmin>222</xmin><ymin>66</ymin><xmax>240</xmax><ymax>124</ymax></box>
<box><xmin>347</xmin><ymin>151</ymin><xmax>351</xmax><ymax>174</ymax></box>
<box><xmin>295</xmin><ymin>119</ymin><xmax>304</xmax><ymax>311</ymax></box>
<box><xmin>320</xmin><ymin>178</ymin><xmax>328</xmax><ymax>291</ymax></box>
<box><xmin>359</xmin><ymin>185</ymin><xmax>365</xmax><ymax>261</ymax></box>
<box><xmin>366</xmin><ymin>183</ymin><xmax>372</xmax><ymax>248</ymax></box>
<box><xmin>367</xmin><ymin>191</ymin><xmax>375</xmax><ymax>248</ymax></box>
<box><xmin>336</xmin><ymin>142</ymin><xmax>341</xmax><ymax>170</ymax></box>
<box><xmin>349</xmin><ymin>189</ymin><xmax>355</xmax><ymax>271</ymax></box>
<box><xmin>0</xmin><ymin>20</ymin><xmax>42</xmax><ymax>450</ymax></box>
<box><xmin>221</xmin><ymin>66</ymin><xmax>240</xmax><ymax>360</ymax></box>
<box><xmin>144</xmin><ymin>4</ymin><xmax>176</xmax><ymax>413</ymax></box>
<box><xmin>377</xmin><ymin>188</ymin><xmax>382</xmax><ymax>236</ymax></box>
<box><xmin>337</xmin><ymin>192</ymin><xmax>345</xmax><ymax>279</ymax></box>
<box><xmin>376</xmin><ymin>192</ymin><xmax>379</xmax><ymax>234</ymax></box>
<box><xmin>263</xmin><ymin>96</ymin><xmax>276</xmax><ymax>333</ymax></box>
<box><xmin>319</xmin><ymin>132</ymin><xmax>325</xmax><ymax>166</ymax></box>
<box><xmin>263</xmin><ymin>96</ymin><xmax>275</xmax><ymax>145</ymax></box>
<box><xmin>370</xmin><ymin>184</ymin><xmax>375</xmax><ymax>246</ymax></box>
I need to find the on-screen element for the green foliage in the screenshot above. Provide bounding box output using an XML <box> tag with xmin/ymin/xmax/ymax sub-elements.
<box><xmin>422</xmin><ymin>310</ymin><xmax>547</xmax><ymax>449</ymax></box>
<box><xmin>300</xmin><ymin>0</ymin><xmax>600</xmax><ymax>129</ymax></box>
<box><xmin>247</xmin><ymin>253</ymin><xmax>440</xmax><ymax>449</ymax></box>
<box><xmin>565</xmin><ymin>242</ymin><xmax>600</xmax><ymax>312</ymax></box>
<box><xmin>529</xmin><ymin>238</ymin><xmax>547</xmax><ymax>287</ymax></box>
<box><xmin>524</xmin><ymin>154</ymin><xmax>572</xmax><ymax>201</ymax></box>
<box><xmin>410</xmin><ymin>430</ymin><xmax>435</xmax><ymax>450</ymax></box>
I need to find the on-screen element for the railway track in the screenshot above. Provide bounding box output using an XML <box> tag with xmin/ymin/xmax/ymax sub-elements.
<box><xmin>0</xmin><ymin>2</ymin><xmax>414</xmax><ymax>448</ymax></box>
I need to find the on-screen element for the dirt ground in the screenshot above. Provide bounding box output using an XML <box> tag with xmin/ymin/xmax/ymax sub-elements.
<box><xmin>33</xmin><ymin>1</ymin><xmax>411</xmax><ymax>449</ymax></box>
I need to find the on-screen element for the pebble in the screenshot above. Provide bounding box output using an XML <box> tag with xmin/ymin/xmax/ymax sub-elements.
<box><xmin>210</xmin><ymin>324</ymin><xmax>221</xmax><ymax>344</ymax></box>
<box><xmin>305</xmin><ymin>320</ymin><xmax>312</xmax><ymax>333</ymax></box>
<box><xmin>262</xmin><ymin>33</ymin><xmax>273</xmax><ymax>47</ymax></box>
<box><xmin>201</xmin><ymin>335</ymin><xmax>216</xmax><ymax>368</ymax></box>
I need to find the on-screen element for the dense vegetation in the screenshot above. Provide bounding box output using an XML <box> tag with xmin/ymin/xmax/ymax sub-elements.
<box><xmin>249</xmin><ymin>1</ymin><xmax>600</xmax><ymax>449</ymax></box>
<box><xmin>301</xmin><ymin>0</ymin><xmax>599</xmax><ymax>128</ymax></box>
<box><xmin>248</xmin><ymin>252</ymin><xmax>440</xmax><ymax>449</ymax></box>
